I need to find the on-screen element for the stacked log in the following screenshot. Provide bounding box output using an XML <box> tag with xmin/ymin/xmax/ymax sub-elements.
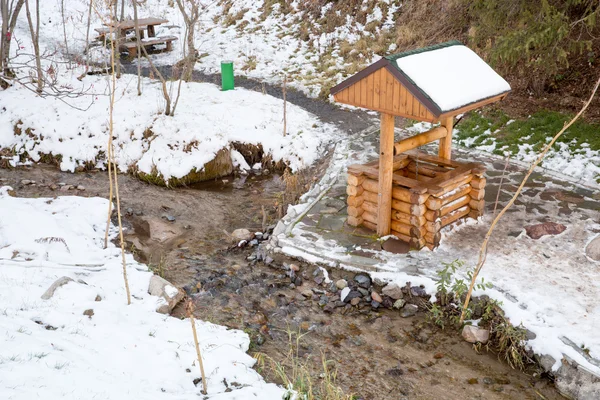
<box><xmin>346</xmin><ymin>156</ymin><xmax>487</xmax><ymax>251</ymax></box>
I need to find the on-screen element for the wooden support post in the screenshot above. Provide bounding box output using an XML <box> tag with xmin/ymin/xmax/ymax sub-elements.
<box><xmin>393</xmin><ymin>126</ymin><xmax>447</xmax><ymax>156</ymax></box>
<box><xmin>438</xmin><ymin>116</ymin><xmax>453</xmax><ymax>160</ymax></box>
<box><xmin>378</xmin><ymin>113</ymin><xmax>395</xmax><ymax>236</ymax></box>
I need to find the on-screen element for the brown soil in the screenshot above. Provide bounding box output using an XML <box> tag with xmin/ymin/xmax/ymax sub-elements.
<box><xmin>0</xmin><ymin>165</ymin><xmax>563</xmax><ymax>400</ymax></box>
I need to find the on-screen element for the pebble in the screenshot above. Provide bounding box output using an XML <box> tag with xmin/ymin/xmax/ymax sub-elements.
<box><xmin>350</xmin><ymin>297</ymin><xmax>360</xmax><ymax>306</ymax></box>
<box><xmin>60</xmin><ymin>185</ymin><xmax>71</xmax><ymax>192</ymax></box>
<box><xmin>382</xmin><ymin>282</ymin><xmax>404</xmax><ymax>299</ymax></box>
<box><xmin>400</xmin><ymin>304</ymin><xmax>418</xmax><ymax>317</ymax></box>
<box><xmin>76</xmin><ymin>185</ymin><xmax>85</xmax><ymax>191</ymax></box>
<box><xmin>21</xmin><ymin>179</ymin><xmax>33</xmax><ymax>185</ymax></box>
<box><xmin>294</xmin><ymin>277</ymin><xmax>303</xmax><ymax>286</ymax></box>
<box><xmin>410</xmin><ymin>286</ymin><xmax>427</xmax><ymax>297</ymax></box>
<box><xmin>50</xmin><ymin>184</ymin><xmax>58</xmax><ymax>190</ymax></box>
<box><xmin>264</xmin><ymin>256</ymin><xmax>273</xmax><ymax>265</ymax></box>
<box><xmin>164</xmin><ymin>215</ymin><xmax>176</xmax><ymax>222</ymax></box>
<box><xmin>343</xmin><ymin>290</ymin><xmax>362</xmax><ymax>303</ymax></box>
<box><xmin>57</xmin><ymin>182</ymin><xmax>66</xmax><ymax>186</ymax></box>
<box><xmin>289</xmin><ymin>264</ymin><xmax>300</xmax><ymax>272</ymax></box>
<box><xmin>357</xmin><ymin>287</ymin><xmax>369</xmax><ymax>297</ymax></box>
<box><xmin>301</xmin><ymin>289</ymin><xmax>312</xmax><ymax>298</ymax></box>
<box><xmin>354</xmin><ymin>274</ymin><xmax>372</xmax><ymax>289</ymax></box>
<box><xmin>482</xmin><ymin>377</ymin><xmax>494</xmax><ymax>385</ymax></box>
<box><xmin>83</xmin><ymin>309</ymin><xmax>94</xmax><ymax>318</ymax></box>
<box><xmin>94</xmin><ymin>295</ymin><xmax>102</xmax><ymax>302</ymax></box>
<box><xmin>371</xmin><ymin>291</ymin><xmax>383</xmax><ymax>303</ymax></box>
<box><xmin>370</xmin><ymin>300</ymin><xmax>380</xmax><ymax>309</ymax></box>
<box><xmin>335</xmin><ymin>279</ymin><xmax>348</xmax><ymax>290</ymax></box>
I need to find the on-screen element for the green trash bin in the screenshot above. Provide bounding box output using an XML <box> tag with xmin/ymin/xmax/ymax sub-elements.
<box><xmin>221</xmin><ymin>61</ymin><xmax>234</xmax><ymax>91</ymax></box>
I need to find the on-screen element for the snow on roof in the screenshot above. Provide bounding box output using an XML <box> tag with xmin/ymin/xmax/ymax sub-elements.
<box><xmin>386</xmin><ymin>41</ymin><xmax>511</xmax><ymax>113</ymax></box>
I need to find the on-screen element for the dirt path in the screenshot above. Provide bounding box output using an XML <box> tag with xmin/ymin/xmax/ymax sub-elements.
<box><xmin>0</xmin><ymin>166</ymin><xmax>563</xmax><ymax>399</ymax></box>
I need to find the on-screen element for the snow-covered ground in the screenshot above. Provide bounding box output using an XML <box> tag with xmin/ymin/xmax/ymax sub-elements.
<box><xmin>0</xmin><ymin>187</ymin><xmax>287</xmax><ymax>399</ymax></box>
<box><xmin>273</xmin><ymin>125</ymin><xmax>600</xmax><ymax>378</ymax></box>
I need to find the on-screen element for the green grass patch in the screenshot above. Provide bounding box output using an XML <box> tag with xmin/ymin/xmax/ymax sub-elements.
<box><xmin>455</xmin><ymin>110</ymin><xmax>600</xmax><ymax>158</ymax></box>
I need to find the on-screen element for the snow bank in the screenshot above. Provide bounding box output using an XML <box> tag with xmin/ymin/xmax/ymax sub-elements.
<box><xmin>0</xmin><ymin>72</ymin><xmax>336</xmax><ymax>182</ymax></box>
<box><xmin>0</xmin><ymin>188</ymin><xmax>286</xmax><ymax>399</ymax></box>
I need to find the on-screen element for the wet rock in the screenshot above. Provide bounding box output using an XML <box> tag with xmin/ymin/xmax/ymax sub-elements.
<box><xmin>148</xmin><ymin>275</ymin><xmax>184</xmax><ymax>314</ymax></box>
<box><xmin>585</xmin><ymin>235</ymin><xmax>600</xmax><ymax>261</ymax></box>
<box><xmin>410</xmin><ymin>286</ymin><xmax>427</xmax><ymax>297</ymax></box>
<box><xmin>393</xmin><ymin>299</ymin><xmax>406</xmax><ymax>309</ymax></box>
<box><xmin>462</xmin><ymin>325</ymin><xmax>490</xmax><ymax>344</ymax></box>
<box><xmin>371</xmin><ymin>291</ymin><xmax>383</xmax><ymax>303</ymax></box>
<box><xmin>350</xmin><ymin>297</ymin><xmax>360</xmax><ymax>306</ymax></box>
<box><xmin>83</xmin><ymin>309</ymin><xmax>94</xmax><ymax>318</ymax></box>
<box><xmin>524</xmin><ymin>222</ymin><xmax>566</xmax><ymax>239</ymax></box>
<box><xmin>231</xmin><ymin>228</ymin><xmax>253</xmax><ymax>242</ymax></box>
<box><xmin>400</xmin><ymin>304</ymin><xmax>418</xmax><ymax>317</ymax></box>
<box><xmin>293</xmin><ymin>276</ymin><xmax>303</xmax><ymax>286</ymax></box>
<box><xmin>370</xmin><ymin>300</ymin><xmax>380</xmax><ymax>309</ymax></box>
<box><xmin>41</xmin><ymin>276</ymin><xmax>74</xmax><ymax>300</ymax></box>
<box><xmin>335</xmin><ymin>279</ymin><xmax>348</xmax><ymax>290</ymax></box>
<box><xmin>357</xmin><ymin>287</ymin><xmax>369</xmax><ymax>297</ymax></box>
<box><xmin>382</xmin><ymin>282</ymin><xmax>404</xmax><ymax>299</ymax></box>
<box><xmin>354</xmin><ymin>274</ymin><xmax>371</xmax><ymax>289</ymax></box>
<box><xmin>126</xmin><ymin>208</ymin><xmax>134</xmax><ymax>216</ymax></box>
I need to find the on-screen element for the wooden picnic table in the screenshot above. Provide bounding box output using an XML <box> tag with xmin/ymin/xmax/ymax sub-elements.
<box><xmin>98</xmin><ymin>17</ymin><xmax>168</xmax><ymax>39</ymax></box>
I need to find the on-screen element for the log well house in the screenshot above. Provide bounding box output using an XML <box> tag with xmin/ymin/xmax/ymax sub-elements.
<box><xmin>331</xmin><ymin>41</ymin><xmax>511</xmax><ymax>249</ymax></box>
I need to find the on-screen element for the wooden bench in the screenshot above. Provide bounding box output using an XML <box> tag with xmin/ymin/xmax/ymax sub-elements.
<box><xmin>121</xmin><ymin>36</ymin><xmax>178</xmax><ymax>57</ymax></box>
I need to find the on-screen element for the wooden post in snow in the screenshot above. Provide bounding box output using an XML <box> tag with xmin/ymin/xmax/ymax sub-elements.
<box><xmin>377</xmin><ymin>113</ymin><xmax>395</xmax><ymax>236</ymax></box>
<box><xmin>438</xmin><ymin>116</ymin><xmax>453</xmax><ymax>159</ymax></box>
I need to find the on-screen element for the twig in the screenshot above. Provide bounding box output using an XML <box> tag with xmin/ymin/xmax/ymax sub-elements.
<box><xmin>459</xmin><ymin>75</ymin><xmax>600</xmax><ymax>324</ymax></box>
<box><xmin>261</xmin><ymin>205</ymin><xmax>267</xmax><ymax>232</ymax></box>
<box><xmin>186</xmin><ymin>300</ymin><xmax>208</xmax><ymax>395</ymax></box>
<box><xmin>492</xmin><ymin>155</ymin><xmax>510</xmax><ymax>217</ymax></box>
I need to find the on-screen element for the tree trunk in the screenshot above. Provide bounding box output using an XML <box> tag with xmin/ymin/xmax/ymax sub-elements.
<box><xmin>0</xmin><ymin>0</ymin><xmax>25</xmax><ymax>81</ymax></box>
<box><xmin>24</xmin><ymin>0</ymin><xmax>43</xmax><ymax>93</ymax></box>
<box><xmin>132</xmin><ymin>0</ymin><xmax>142</xmax><ymax>95</ymax></box>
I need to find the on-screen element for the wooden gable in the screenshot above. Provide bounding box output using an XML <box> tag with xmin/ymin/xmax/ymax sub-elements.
<box><xmin>332</xmin><ymin>64</ymin><xmax>437</xmax><ymax>122</ymax></box>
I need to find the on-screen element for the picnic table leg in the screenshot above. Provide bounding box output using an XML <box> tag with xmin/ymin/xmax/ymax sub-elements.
<box><xmin>148</xmin><ymin>25</ymin><xmax>155</xmax><ymax>38</ymax></box>
<box><xmin>166</xmin><ymin>41</ymin><xmax>173</xmax><ymax>52</ymax></box>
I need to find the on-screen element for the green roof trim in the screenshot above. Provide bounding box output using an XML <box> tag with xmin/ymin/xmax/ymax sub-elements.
<box><xmin>384</xmin><ymin>40</ymin><xmax>463</xmax><ymax>62</ymax></box>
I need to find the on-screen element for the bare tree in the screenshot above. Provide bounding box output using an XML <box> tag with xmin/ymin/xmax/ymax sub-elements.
<box><xmin>132</xmin><ymin>0</ymin><xmax>142</xmax><ymax>95</ymax></box>
<box><xmin>0</xmin><ymin>0</ymin><xmax>25</xmax><ymax>85</ymax></box>
<box><xmin>24</xmin><ymin>0</ymin><xmax>42</xmax><ymax>93</ymax></box>
<box><xmin>175</xmin><ymin>0</ymin><xmax>206</xmax><ymax>82</ymax></box>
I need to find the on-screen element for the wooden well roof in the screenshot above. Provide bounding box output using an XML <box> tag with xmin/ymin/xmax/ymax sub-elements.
<box><xmin>331</xmin><ymin>41</ymin><xmax>511</xmax><ymax>122</ymax></box>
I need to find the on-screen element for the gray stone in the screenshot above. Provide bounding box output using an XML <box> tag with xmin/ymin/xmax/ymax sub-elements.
<box><xmin>76</xmin><ymin>185</ymin><xmax>85</xmax><ymax>191</ymax></box>
<box><xmin>41</xmin><ymin>276</ymin><xmax>74</xmax><ymax>300</ymax></box>
<box><xmin>231</xmin><ymin>228</ymin><xmax>253</xmax><ymax>242</ymax></box>
<box><xmin>371</xmin><ymin>300</ymin><xmax>380</xmax><ymax>309</ymax></box>
<box><xmin>400</xmin><ymin>304</ymin><xmax>418</xmax><ymax>317</ymax></box>
<box><xmin>21</xmin><ymin>179</ymin><xmax>33</xmax><ymax>185</ymax></box>
<box><xmin>60</xmin><ymin>185</ymin><xmax>71</xmax><ymax>192</ymax></box>
<box><xmin>462</xmin><ymin>325</ymin><xmax>490</xmax><ymax>344</ymax></box>
<box><xmin>357</xmin><ymin>287</ymin><xmax>369</xmax><ymax>297</ymax></box>
<box><xmin>335</xmin><ymin>279</ymin><xmax>348</xmax><ymax>290</ymax></box>
<box><xmin>382</xmin><ymin>282</ymin><xmax>404</xmax><ymax>300</ymax></box>
<box><xmin>343</xmin><ymin>290</ymin><xmax>362</xmax><ymax>304</ymax></box>
<box><xmin>148</xmin><ymin>275</ymin><xmax>184</xmax><ymax>314</ymax></box>
<box><xmin>410</xmin><ymin>286</ymin><xmax>427</xmax><ymax>297</ymax></box>
<box><xmin>163</xmin><ymin>214</ymin><xmax>176</xmax><ymax>222</ymax></box>
<box><xmin>350</xmin><ymin>297</ymin><xmax>361</xmax><ymax>306</ymax></box>
<box><xmin>586</xmin><ymin>235</ymin><xmax>600</xmax><ymax>261</ymax></box>
<box><xmin>554</xmin><ymin>357</ymin><xmax>600</xmax><ymax>400</ymax></box>
<box><xmin>354</xmin><ymin>274</ymin><xmax>371</xmax><ymax>289</ymax></box>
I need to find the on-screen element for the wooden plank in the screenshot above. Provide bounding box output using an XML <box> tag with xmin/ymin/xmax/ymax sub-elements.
<box><xmin>361</xmin><ymin>77</ymin><xmax>368</xmax><ymax>107</ymax></box>
<box><xmin>347</xmin><ymin>206</ymin><xmax>364</xmax><ymax>217</ymax></box>
<box><xmin>348</xmin><ymin>165</ymin><xmax>424</xmax><ymax>190</ymax></box>
<box><xmin>412</xmin><ymin>90</ymin><xmax>419</xmax><ymax>117</ymax></box>
<box><xmin>419</xmin><ymin>164</ymin><xmax>476</xmax><ymax>196</ymax></box>
<box><xmin>471</xmin><ymin>177</ymin><xmax>487</xmax><ymax>189</ymax></box>
<box><xmin>438</xmin><ymin>116</ymin><xmax>453</xmax><ymax>159</ymax></box>
<box><xmin>441</xmin><ymin>205</ymin><xmax>470</xmax><ymax>227</ymax></box>
<box><xmin>340</xmin><ymin>87</ymin><xmax>349</xmax><ymax>103</ymax></box>
<box><xmin>470</xmin><ymin>188</ymin><xmax>485</xmax><ymax>201</ymax></box>
<box><xmin>359</xmin><ymin>154</ymin><xmax>410</xmax><ymax>170</ymax></box>
<box><xmin>406</xmin><ymin>161</ymin><xmax>449</xmax><ymax>178</ymax></box>
<box><xmin>367</xmin><ymin>73</ymin><xmax>375</xmax><ymax>108</ymax></box>
<box><xmin>348</xmin><ymin>82</ymin><xmax>355</xmax><ymax>104</ymax></box>
<box><xmin>347</xmin><ymin>174</ymin><xmax>365</xmax><ymax>186</ymax></box>
<box><xmin>361</xmin><ymin>189</ymin><xmax>426</xmax><ymax>215</ymax></box>
<box><xmin>399</xmin><ymin>84</ymin><xmax>407</xmax><ymax>114</ymax></box>
<box><xmin>403</xmin><ymin>150</ymin><xmax>462</xmax><ymax>168</ymax></box>
<box><xmin>373</xmin><ymin>69</ymin><xmax>381</xmax><ymax>109</ymax></box>
<box><xmin>392</xmin><ymin>80</ymin><xmax>401</xmax><ymax>114</ymax></box>
<box><xmin>380</xmin><ymin>69</ymin><xmax>388</xmax><ymax>110</ymax></box>
<box><xmin>378</xmin><ymin>113</ymin><xmax>395</xmax><ymax>236</ymax></box>
<box><xmin>347</xmin><ymin>195</ymin><xmax>364</xmax><ymax>207</ymax></box>
<box><xmin>425</xmin><ymin>184</ymin><xmax>471</xmax><ymax>210</ymax></box>
<box><xmin>385</xmin><ymin>70</ymin><xmax>395</xmax><ymax>113</ymax></box>
<box><xmin>393</xmin><ymin>127</ymin><xmax>447</xmax><ymax>156</ymax></box>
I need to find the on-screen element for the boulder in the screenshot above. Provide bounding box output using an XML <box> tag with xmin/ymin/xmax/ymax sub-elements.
<box><xmin>462</xmin><ymin>325</ymin><xmax>490</xmax><ymax>344</ymax></box>
<box><xmin>525</xmin><ymin>222</ymin><xmax>566</xmax><ymax>239</ymax></box>
<box><xmin>585</xmin><ymin>235</ymin><xmax>600</xmax><ymax>262</ymax></box>
<box><xmin>382</xmin><ymin>282</ymin><xmax>404</xmax><ymax>300</ymax></box>
<box><xmin>148</xmin><ymin>275</ymin><xmax>184</xmax><ymax>314</ymax></box>
<box><xmin>231</xmin><ymin>228</ymin><xmax>253</xmax><ymax>242</ymax></box>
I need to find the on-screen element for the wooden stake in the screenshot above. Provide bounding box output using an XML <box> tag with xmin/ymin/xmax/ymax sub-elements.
<box><xmin>459</xmin><ymin>75</ymin><xmax>600</xmax><ymax>324</ymax></box>
<box><xmin>438</xmin><ymin>116</ymin><xmax>453</xmax><ymax>159</ymax></box>
<box><xmin>186</xmin><ymin>300</ymin><xmax>208</xmax><ymax>395</ymax></box>
<box><xmin>378</xmin><ymin>113</ymin><xmax>395</xmax><ymax>236</ymax></box>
